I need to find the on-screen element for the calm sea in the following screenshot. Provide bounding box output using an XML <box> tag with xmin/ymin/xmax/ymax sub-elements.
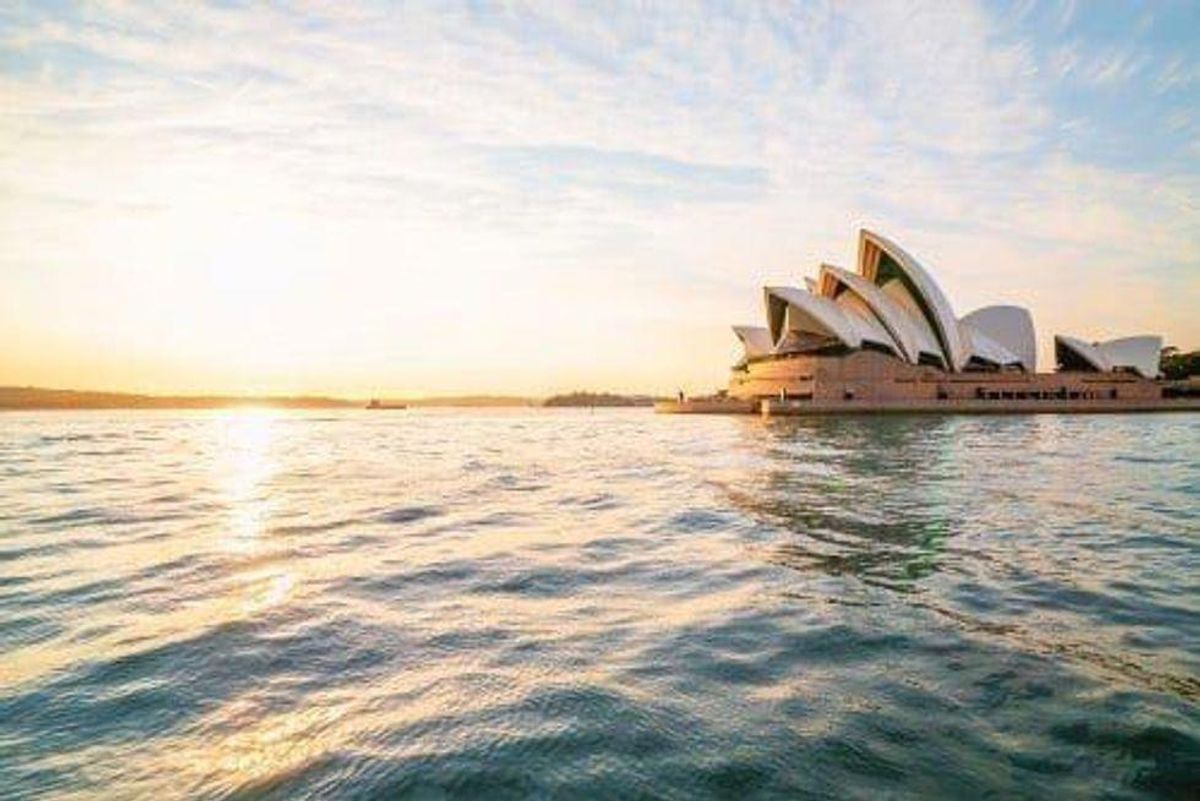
<box><xmin>1</xmin><ymin>409</ymin><xmax>1197</xmax><ymax>799</ymax></box>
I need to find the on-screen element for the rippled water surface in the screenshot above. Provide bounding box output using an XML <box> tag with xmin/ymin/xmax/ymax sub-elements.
<box><xmin>2</xmin><ymin>409</ymin><xmax>1198</xmax><ymax>799</ymax></box>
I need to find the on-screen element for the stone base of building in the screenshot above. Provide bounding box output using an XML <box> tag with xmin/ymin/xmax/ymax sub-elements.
<box><xmin>730</xmin><ymin>350</ymin><xmax>1167</xmax><ymax>403</ymax></box>
<box><xmin>652</xmin><ymin>350</ymin><xmax>1200</xmax><ymax>415</ymax></box>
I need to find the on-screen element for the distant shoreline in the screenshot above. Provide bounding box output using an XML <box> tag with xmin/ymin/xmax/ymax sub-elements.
<box><xmin>542</xmin><ymin>391</ymin><xmax>656</xmax><ymax>408</ymax></box>
<box><xmin>0</xmin><ymin>386</ymin><xmax>357</xmax><ymax>410</ymax></box>
<box><xmin>0</xmin><ymin>386</ymin><xmax>590</xmax><ymax>410</ymax></box>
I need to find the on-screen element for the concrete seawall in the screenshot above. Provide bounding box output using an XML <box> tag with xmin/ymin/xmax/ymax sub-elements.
<box><xmin>656</xmin><ymin>397</ymin><xmax>1200</xmax><ymax>416</ymax></box>
<box><xmin>762</xmin><ymin>397</ymin><xmax>1200</xmax><ymax>416</ymax></box>
<box><xmin>653</xmin><ymin>399</ymin><xmax>758</xmax><ymax>414</ymax></box>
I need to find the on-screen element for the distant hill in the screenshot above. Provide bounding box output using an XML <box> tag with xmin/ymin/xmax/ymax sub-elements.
<box><xmin>543</xmin><ymin>391</ymin><xmax>656</xmax><ymax>408</ymax></box>
<box><xmin>0</xmin><ymin>386</ymin><xmax>356</xmax><ymax>410</ymax></box>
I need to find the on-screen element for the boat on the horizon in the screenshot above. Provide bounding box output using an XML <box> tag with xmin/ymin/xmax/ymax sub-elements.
<box><xmin>366</xmin><ymin>399</ymin><xmax>407</xmax><ymax>410</ymax></box>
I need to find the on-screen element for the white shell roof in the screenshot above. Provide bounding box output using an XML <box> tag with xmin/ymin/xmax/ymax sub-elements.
<box><xmin>858</xmin><ymin>230</ymin><xmax>970</xmax><ymax>371</ymax></box>
<box><xmin>1056</xmin><ymin>335</ymin><xmax>1111</xmax><ymax>372</ymax></box>
<box><xmin>764</xmin><ymin>286</ymin><xmax>864</xmax><ymax>351</ymax></box>
<box><xmin>1055</xmin><ymin>334</ymin><xmax>1161</xmax><ymax>377</ymax></box>
<box><xmin>817</xmin><ymin>263</ymin><xmax>942</xmax><ymax>365</ymax></box>
<box><xmin>1097</xmin><ymin>335</ymin><xmax>1162</xmax><ymax>378</ymax></box>
<box><xmin>738</xmin><ymin>229</ymin><xmax>1162</xmax><ymax>377</ymax></box>
<box><xmin>960</xmin><ymin>305</ymin><xmax>1037</xmax><ymax>372</ymax></box>
<box><xmin>961</xmin><ymin>323</ymin><xmax>1021</xmax><ymax>367</ymax></box>
<box><xmin>832</xmin><ymin>291</ymin><xmax>901</xmax><ymax>356</ymax></box>
<box><xmin>732</xmin><ymin>325</ymin><xmax>774</xmax><ymax>359</ymax></box>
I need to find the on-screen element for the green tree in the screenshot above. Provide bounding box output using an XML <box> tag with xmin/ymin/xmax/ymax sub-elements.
<box><xmin>1160</xmin><ymin>347</ymin><xmax>1200</xmax><ymax>380</ymax></box>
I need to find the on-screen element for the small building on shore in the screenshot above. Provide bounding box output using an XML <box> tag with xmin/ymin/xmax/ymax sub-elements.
<box><xmin>664</xmin><ymin>229</ymin><xmax>1191</xmax><ymax>415</ymax></box>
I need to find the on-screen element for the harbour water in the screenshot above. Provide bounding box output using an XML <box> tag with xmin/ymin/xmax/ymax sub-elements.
<box><xmin>1</xmin><ymin>409</ymin><xmax>1198</xmax><ymax>799</ymax></box>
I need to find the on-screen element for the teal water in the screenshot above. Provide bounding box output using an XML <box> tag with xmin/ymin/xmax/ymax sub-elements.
<box><xmin>1</xmin><ymin>409</ymin><xmax>1197</xmax><ymax>799</ymax></box>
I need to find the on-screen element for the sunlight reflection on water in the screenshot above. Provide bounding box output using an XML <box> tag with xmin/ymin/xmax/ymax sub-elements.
<box><xmin>218</xmin><ymin>412</ymin><xmax>277</xmax><ymax>551</ymax></box>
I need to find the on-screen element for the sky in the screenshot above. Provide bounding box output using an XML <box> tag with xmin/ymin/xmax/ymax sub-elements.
<box><xmin>1</xmin><ymin>0</ymin><xmax>1198</xmax><ymax>397</ymax></box>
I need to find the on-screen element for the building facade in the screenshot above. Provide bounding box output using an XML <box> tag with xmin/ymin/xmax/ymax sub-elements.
<box><xmin>724</xmin><ymin>229</ymin><xmax>1167</xmax><ymax>407</ymax></box>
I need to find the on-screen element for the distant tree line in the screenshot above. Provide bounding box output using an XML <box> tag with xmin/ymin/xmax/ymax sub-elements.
<box><xmin>1160</xmin><ymin>347</ymin><xmax>1200</xmax><ymax>380</ymax></box>
<box><xmin>543</xmin><ymin>391</ymin><xmax>655</xmax><ymax>407</ymax></box>
<box><xmin>0</xmin><ymin>386</ymin><xmax>355</xmax><ymax>410</ymax></box>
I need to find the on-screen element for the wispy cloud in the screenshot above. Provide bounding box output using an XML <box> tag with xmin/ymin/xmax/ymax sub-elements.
<box><xmin>0</xmin><ymin>0</ymin><xmax>1197</xmax><ymax>393</ymax></box>
<box><xmin>1081</xmin><ymin>50</ymin><xmax>1147</xmax><ymax>86</ymax></box>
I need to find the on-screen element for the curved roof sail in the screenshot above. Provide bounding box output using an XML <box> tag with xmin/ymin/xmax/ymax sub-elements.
<box><xmin>960</xmin><ymin>305</ymin><xmax>1037</xmax><ymax>372</ymax></box>
<box><xmin>857</xmin><ymin>230</ymin><xmax>969</xmax><ymax>371</ymax></box>
<box><xmin>831</xmin><ymin>291</ymin><xmax>902</xmax><ymax>356</ymax></box>
<box><xmin>1055</xmin><ymin>334</ymin><xmax>1162</xmax><ymax>377</ymax></box>
<box><xmin>962</xmin><ymin>325</ymin><xmax>1021</xmax><ymax>368</ymax></box>
<box><xmin>1055</xmin><ymin>335</ymin><xmax>1110</xmax><ymax>373</ymax></box>
<box><xmin>816</xmin><ymin>263</ymin><xmax>943</xmax><ymax>365</ymax></box>
<box><xmin>1096</xmin><ymin>335</ymin><xmax>1162</xmax><ymax>378</ymax></box>
<box><xmin>764</xmin><ymin>286</ymin><xmax>863</xmax><ymax>352</ymax></box>
<box><xmin>732</xmin><ymin>325</ymin><xmax>774</xmax><ymax>361</ymax></box>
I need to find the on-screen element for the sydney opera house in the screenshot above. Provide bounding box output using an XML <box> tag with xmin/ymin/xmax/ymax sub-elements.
<box><xmin>667</xmin><ymin>229</ymin><xmax>1186</xmax><ymax>414</ymax></box>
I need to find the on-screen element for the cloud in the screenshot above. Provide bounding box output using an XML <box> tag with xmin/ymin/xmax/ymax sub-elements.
<box><xmin>1057</xmin><ymin>0</ymin><xmax>1078</xmax><ymax>32</ymax></box>
<box><xmin>1156</xmin><ymin>55</ymin><xmax>1200</xmax><ymax>93</ymax></box>
<box><xmin>1082</xmin><ymin>50</ymin><xmax>1146</xmax><ymax>86</ymax></box>
<box><xmin>0</xmin><ymin>0</ymin><xmax>1197</xmax><ymax>393</ymax></box>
